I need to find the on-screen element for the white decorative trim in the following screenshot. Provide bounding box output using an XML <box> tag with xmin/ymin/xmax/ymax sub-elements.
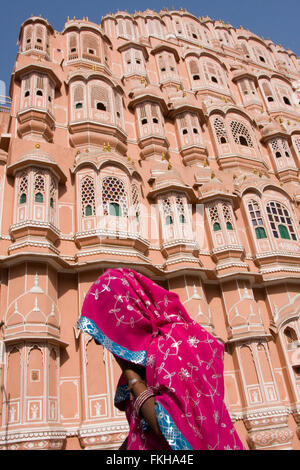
<box><xmin>0</xmin><ymin>428</ymin><xmax>66</xmax><ymax>445</ymax></box>
<box><xmin>78</xmin><ymin>422</ymin><xmax>128</xmax><ymax>438</ymax></box>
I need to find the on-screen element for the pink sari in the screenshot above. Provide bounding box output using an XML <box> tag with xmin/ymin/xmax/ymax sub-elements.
<box><xmin>78</xmin><ymin>268</ymin><xmax>244</xmax><ymax>450</ymax></box>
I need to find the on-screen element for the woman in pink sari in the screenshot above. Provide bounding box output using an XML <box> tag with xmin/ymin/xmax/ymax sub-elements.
<box><xmin>77</xmin><ymin>268</ymin><xmax>244</xmax><ymax>450</ymax></box>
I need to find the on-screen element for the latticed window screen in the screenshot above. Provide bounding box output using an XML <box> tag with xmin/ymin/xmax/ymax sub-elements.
<box><xmin>266</xmin><ymin>201</ymin><xmax>297</xmax><ymax>240</ymax></box>
<box><xmin>248</xmin><ymin>200</ymin><xmax>267</xmax><ymax>239</ymax></box>
<box><xmin>34</xmin><ymin>173</ymin><xmax>45</xmax><ymax>203</ymax></box>
<box><xmin>185</xmin><ymin>22</ymin><xmax>201</xmax><ymax>40</ymax></box>
<box><xmin>162</xmin><ymin>197</ymin><xmax>173</xmax><ymax>225</ymax></box>
<box><xmin>69</xmin><ymin>34</ymin><xmax>77</xmax><ymax>51</ymax></box>
<box><xmin>82</xmin><ymin>34</ymin><xmax>99</xmax><ymax>55</ymax></box>
<box><xmin>209</xmin><ymin>205</ymin><xmax>221</xmax><ymax>232</ymax></box>
<box><xmin>261</xmin><ymin>82</ymin><xmax>274</xmax><ymax>102</ymax></box>
<box><xmin>270</xmin><ymin>138</ymin><xmax>290</xmax><ymax>158</ymax></box>
<box><xmin>230</xmin><ymin>120</ymin><xmax>254</xmax><ymax>147</ymax></box>
<box><xmin>25</xmin><ymin>26</ymin><xmax>33</xmax><ymax>49</ymax></box>
<box><xmin>102</xmin><ymin>177</ymin><xmax>128</xmax><ymax>217</ymax></box>
<box><xmin>213</xmin><ymin>117</ymin><xmax>228</xmax><ymax>144</ymax></box>
<box><xmin>91</xmin><ymin>86</ymin><xmax>110</xmax><ymax>111</ymax></box>
<box><xmin>203</xmin><ymin>61</ymin><xmax>224</xmax><ymax>86</ymax></box>
<box><xmin>131</xmin><ymin>184</ymin><xmax>140</xmax><ymax>220</ymax></box>
<box><xmin>49</xmin><ymin>178</ymin><xmax>56</xmax><ymax>209</ymax></box>
<box><xmin>294</xmin><ymin>139</ymin><xmax>300</xmax><ymax>157</ymax></box>
<box><xmin>36</xmin><ymin>75</ymin><xmax>44</xmax><ymax>91</ymax></box>
<box><xmin>114</xmin><ymin>91</ymin><xmax>122</xmax><ymax>120</ymax></box>
<box><xmin>24</xmin><ymin>77</ymin><xmax>31</xmax><ymax>94</ymax></box>
<box><xmin>118</xmin><ymin>19</ymin><xmax>134</xmax><ymax>39</ymax></box>
<box><xmin>36</xmin><ymin>26</ymin><xmax>44</xmax><ymax>43</ymax></box>
<box><xmin>19</xmin><ymin>173</ymin><xmax>28</xmax><ymax>204</ymax></box>
<box><xmin>81</xmin><ymin>176</ymin><xmax>95</xmax><ymax>217</ymax></box>
<box><xmin>190</xmin><ymin>60</ymin><xmax>200</xmax><ymax>79</ymax></box>
<box><xmin>175</xmin><ymin>197</ymin><xmax>186</xmax><ymax>223</ymax></box>
<box><xmin>222</xmin><ymin>203</ymin><xmax>234</xmax><ymax>230</ymax></box>
<box><xmin>74</xmin><ymin>86</ymin><xmax>84</xmax><ymax>108</ymax></box>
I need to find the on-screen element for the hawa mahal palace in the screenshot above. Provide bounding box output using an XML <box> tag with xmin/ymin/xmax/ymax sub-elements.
<box><xmin>0</xmin><ymin>7</ymin><xmax>300</xmax><ymax>450</ymax></box>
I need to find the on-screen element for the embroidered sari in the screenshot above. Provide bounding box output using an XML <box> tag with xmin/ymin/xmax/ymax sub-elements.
<box><xmin>78</xmin><ymin>268</ymin><xmax>244</xmax><ymax>450</ymax></box>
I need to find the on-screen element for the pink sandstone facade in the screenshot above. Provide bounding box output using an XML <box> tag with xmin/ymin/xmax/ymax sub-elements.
<box><xmin>0</xmin><ymin>8</ymin><xmax>300</xmax><ymax>450</ymax></box>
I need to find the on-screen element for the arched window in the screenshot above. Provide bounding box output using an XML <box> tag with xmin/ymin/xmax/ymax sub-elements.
<box><xmin>175</xmin><ymin>196</ymin><xmax>187</xmax><ymax>225</ymax></box>
<box><xmin>213</xmin><ymin>222</ymin><xmax>221</xmax><ymax>232</ymax></box>
<box><xmin>255</xmin><ymin>227</ymin><xmax>267</xmax><ymax>239</ymax></box>
<box><xmin>189</xmin><ymin>60</ymin><xmax>200</xmax><ymax>81</ymax></box>
<box><xmin>209</xmin><ymin>205</ymin><xmax>221</xmax><ymax>233</ymax></box>
<box><xmin>69</xmin><ymin>33</ymin><xmax>78</xmax><ymax>56</ymax></box>
<box><xmin>284</xmin><ymin>327</ymin><xmax>298</xmax><ymax>344</ymax></box>
<box><xmin>81</xmin><ymin>176</ymin><xmax>95</xmax><ymax>217</ymax></box>
<box><xmin>261</xmin><ymin>81</ymin><xmax>275</xmax><ymax>103</ymax></box>
<box><xmin>96</xmin><ymin>102</ymin><xmax>106</xmax><ymax>111</ymax></box>
<box><xmin>24</xmin><ymin>25</ymin><xmax>33</xmax><ymax>50</ymax></box>
<box><xmin>20</xmin><ymin>193</ymin><xmax>27</xmax><ymax>204</ymax></box>
<box><xmin>278</xmin><ymin>224</ymin><xmax>290</xmax><ymax>239</ymax></box>
<box><xmin>222</xmin><ymin>203</ymin><xmax>235</xmax><ymax>231</ymax></box>
<box><xmin>18</xmin><ymin>173</ymin><xmax>28</xmax><ymax>205</ymax></box>
<box><xmin>34</xmin><ymin>173</ymin><xmax>45</xmax><ymax>204</ymax></box>
<box><xmin>82</xmin><ymin>34</ymin><xmax>100</xmax><ymax>59</ymax></box>
<box><xmin>131</xmin><ymin>184</ymin><xmax>141</xmax><ymax>223</ymax></box>
<box><xmin>118</xmin><ymin>19</ymin><xmax>135</xmax><ymax>40</ymax></box>
<box><xmin>230</xmin><ymin>120</ymin><xmax>254</xmax><ymax>148</ymax></box>
<box><xmin>202</xmin><ymin>60</ymin><xmax>225</xmax><ymax>88</ymax></box>
<box><xmin>91</xmin><ymin>85</ymin><xmax>110</xmax><ymax>112</ymax></box>
<box><xmin>102</xmin><ymin>176</ymin><xmax>128</xmax><ymax>217</ymax></box>
<box><xmin>109</xmin><ymin>202</ymin><xmax>122</xmax><ymax>217</ymax></box>
<box><xmin>74</xmin><ymin>85</ymin><xmax>84</xmax><ymax>110</ymax></box>
<box><xmin>35</xmin><ymin>25</ymin><xmax>45</xmax><ymax>50</ymax></box>
<box><xmin>35</xmin><ymin>192</ymin><xmax>44</xmax><ymax>203</ymax></box>
<box><xmin>239</xmin><ymin>135</ymin><xmax>248</xmax><ymax>146</ymax></box>
<box><xmin>266</xmin><ymin>201</ymin><xmax>297</xmax><ymax>241</ymax></box>
<box><xmin>213</xmin><ymin>117</ymin><xmax>228</xmax><ymax>144</ymax></box>
<box><xmin>248</xmin><ymin>200</ymin><xmax>267</xmax><ymax>239</ymax></box>
<box><xmin>166</xmin><ymin>215</ymin><xmax>173</xmax><ymax>225</ymax></box>
<box><xmin>269</xmin><ymin>138</ymin><xmax>292</xmax><ymax>162</ymax></box>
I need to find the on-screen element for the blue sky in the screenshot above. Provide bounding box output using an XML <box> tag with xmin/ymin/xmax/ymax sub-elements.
<box><xmin>0</xmin><ymin>0</ymin><xmax>299</xmax><ymax>95</ymax></box>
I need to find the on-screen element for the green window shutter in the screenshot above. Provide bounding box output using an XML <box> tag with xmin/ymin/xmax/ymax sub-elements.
<box><xmin>109</xmin><ymin>202</ymin><xmax>121</xmax><ymax>217</ymax></box>
<box><xmin>179</xmin><ymin>214</ymin><xmax>186</xmax><ymax>223</ymax></box>
<box><xmin>278</xmin><ymin>224</ymin><xmax>290</xmax><ymax>239</ymax></box>
<box><xmin>166</xmin><ymin>215</ymin><xmax>173</xmax><ymax>225</ymax></box>
<box><xmin>226</xmin><ymin>221</ymin><xmax>233</xmax><ymax>230</ymax></box>
<box><xmin>255</xmin><ymin>227</ymin><xmax>267</xmax><ymax>239</ymax></box>
<box><xmin>213</xmin><ymin>222</ymin><xmax>221</xmax><ymax>232</ymax></box>
<box><xmin>35</xmin><ymin>192</ymin><xmax>44</xmax><ymax>203</ymax></box>
<box><xmin>85</xmin><ymin>204</ymin><xmax>92</xmax><ymax>216</ymax></box>
<box><xmin>19</xmin><ymin>193</ymin><xmax>27</xmax><ymax>204</ymax></box>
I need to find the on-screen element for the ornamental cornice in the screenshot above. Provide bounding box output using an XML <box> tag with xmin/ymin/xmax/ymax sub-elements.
<box><xmin>78</xmin><ymin>422</ymin><xmax>128</xmax><ymax>437</ymax></box>
<box><xmin>13</xmin><ymin>63</ymin><xmax>62</xmax><ymax>89</ymax></box>
<box><xmin>0</xmin><ymin>428</ymin><xmax>67</xmax><ymax>445</ymax></box>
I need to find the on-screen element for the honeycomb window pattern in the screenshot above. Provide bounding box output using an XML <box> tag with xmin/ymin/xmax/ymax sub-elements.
<box><xmin>230</xmin><ymin>120</ymin><xmax>254</xmax><ymax>147</ymax></box>
<box><xmin>213</xmin><ymin>117</ymin><xmax>228</xmax><ymax>144</ymax></box>
<box><xmin>101</xmin><ymin>176</ymin><xmax>128</xmax><ymax>217</ymax></box>
<box><xmin>81</xmin><ymin>176</ymin><xmax>96</xmax><ymax>217</ymax></box>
